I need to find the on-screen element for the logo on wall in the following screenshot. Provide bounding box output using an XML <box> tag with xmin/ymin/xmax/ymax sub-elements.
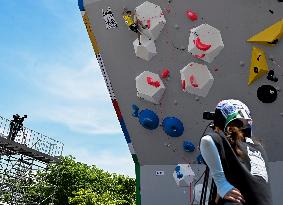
<box><xmin>102</xmin><ymin>7</ymin><xmax>118</xmax><ymax>29</ymax></box>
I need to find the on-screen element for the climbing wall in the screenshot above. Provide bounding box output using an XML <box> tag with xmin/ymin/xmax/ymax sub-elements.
<box><xmin>79</xmin><ymin>0</ymin><xmax>283</xmax><ymax>204</ymax></box>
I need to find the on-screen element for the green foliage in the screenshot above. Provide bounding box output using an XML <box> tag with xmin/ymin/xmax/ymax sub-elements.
<box><xmin>4</xmin><ymin>156</ymin><xmax>136</xmax><ymax>205</ymax></box>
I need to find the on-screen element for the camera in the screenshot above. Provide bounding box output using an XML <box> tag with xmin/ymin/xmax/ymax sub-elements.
<box><xmin>203</xmin><ymin>111</ymin><xmax>215</xmax><ymax>120</ymax></box>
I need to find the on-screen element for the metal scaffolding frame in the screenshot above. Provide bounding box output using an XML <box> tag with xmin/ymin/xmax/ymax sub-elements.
<box><xmin>0</xmin><ymin>115</ymin><xmax>64</xmax><ymax>204</ymax></box>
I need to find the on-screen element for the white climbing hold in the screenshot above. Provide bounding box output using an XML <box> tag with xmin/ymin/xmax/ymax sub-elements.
<box><xmin>133</xmin><ymin>36</ymin><xmax>157</xmax><ymax>61</ymax></box>
<box><xmin>180</xmin><ymin>62</ymin><xmax>214</xmax><ymax>97</ymax></box>
<box><xmin>188</xmin><ymin>24</ymin><xmax>224</xmax><ymax>63</ymax></box>
<box><xmin>173</xmin><ymin>164</ymin><xmax>195</xmax><ymax>187</ymax></box>
<box><xmin>135</xmin><ymin>1</ymin><xmax>166</xmax><ymax>40</ymax></box>
<box><xmin>136</xmin><ymin>71</ymin><xmax>166</xmax><ymax>104</ymax></box>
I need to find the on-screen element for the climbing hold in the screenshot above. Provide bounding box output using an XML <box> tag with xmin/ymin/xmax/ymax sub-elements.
<box><xmin>280</xmin><ymin>113</ymin><xmax>283</xmax><ymax>116</ymax></box>
<box><xmin>183</xmin><ymin>140</ymin><xmax>195</xmax><ymax>152</ymax></box>
<box><xmin>174</xmin><ymin>100</ymin><xmax>178</xmax><ymax>105</ymax></box>
<box><xmin>136</xmin><ymin>71</ymin><xmax>166</xmax><ymax>104</ymax></box>
<box><xmin>162</xmin><ymin>117</ymin><xmax>184</xmax><ymax>137</ymax></box>
<box><xmin>147</xmin><ymin>76</ymin><xmax>161</xmax><ymax>87</ymax></box>
<box><xmin>147</xmin><ymin>19</ymin><xmax>151</xmax><ymax>29</ymax></box>
<box><xmin>248</xmin><ymin>47</ymin><xmax>269</xmax><ymax>85</ymax></box>
<box><xmin>193</xmin><ymin>37</ymin><xmax>212</xmax><ymax>51</ymax></box>
<box><xmin>133</xmin><ymin>36</ymin><xmax>157</xmax><ymax>61</ymax></box>
<box><xmin>240</xmin><ymin>61</ymin><xmax>245</xmax><ymax>67</ymax></box>
<box><xmin>196</xmin><ymin>154</ymin><xmax>204</xmax><ymax>164</ymax></box>
<box><xmin>247</xmin><ymin>19</ymin><xmax>283</xmax><ymax>46</ymax></box>
<box><xmin>186</xmin><ymin>10</ymin><xmax>198</xmax><ymax>21</ymax></box>
<box><xmin>195</xmin><ymin>97</ymin><xmax>200</xmax><ymax>101</ymax></box>
<box><xmin>188</xmin><ymin>24</ymin><xmax>224</xmax><ymax>63</ymax></box>
<box><xmin>174</xmin><ymin>24</ymin><xmax>180</xmax><ymax>30</ymax></box>
<box><xmin>180</xmin><ymin>62</ymin><xmax>214</xmax><ymax>97</ymax></box>
<box><xmin>173</xmin><ymin>164</ymin><xmax>195</xmax><ymax>187</ymax></box>
<box><xmin>267</xmin><ymin>70</ymin><xmax>278</xmax><ymax>82</ymax></box>
<box><xmin>161</xmin><ymin>69</ymin><xmax>170</xmax><ymax>78</ymax></box>
<box><xmin>135</xmin><ymin>1</ymin><xmax>166</xmax><ymax>40</ymax></box>
<box><xmin>131</xmin><ymin>104</ymin><xmax>140</xmax><ymax>117</ymax></box>
<box><xmin>138</xmin><ymin>109</ymin><xmax>159</xmax><ymax>130</ymax></box>
<box><xmin>257</xmin><ymin>85</ymin><xmax>277</xmax><ymax>103</ymax></box>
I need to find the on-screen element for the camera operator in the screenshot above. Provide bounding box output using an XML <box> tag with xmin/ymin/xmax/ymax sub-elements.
<box><xmin>7</xmin><ymin>114</ymin><xmax>27</xmax><ymax>141</ymax></box>
<box><xmin>200</xmin><ymin>99</ymin><xmax>272</xmax><ymax>205</ymax></box>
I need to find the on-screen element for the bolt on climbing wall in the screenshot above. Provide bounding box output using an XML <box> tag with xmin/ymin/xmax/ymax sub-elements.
<box><xmin>79</xmin><ymin>0</ymin><xmax>283</xmax><ymax>204</ymax></box>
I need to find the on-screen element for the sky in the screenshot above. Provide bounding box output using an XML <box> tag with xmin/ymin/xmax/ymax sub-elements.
<box><xmin>0</xmin><ymin>0</ymin><xmax>135</xmax><ymax>177</ymax></box>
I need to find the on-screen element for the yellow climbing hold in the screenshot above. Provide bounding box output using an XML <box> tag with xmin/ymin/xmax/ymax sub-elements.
<box><xmin>247</xmin><ymin>19</ymin><xmax>283</xmax><ymax>46</ymax></box>
<box><xmin>248</xmin><ymin>47</ymin><xmax>269</xmax><ymax>85</ymax></box>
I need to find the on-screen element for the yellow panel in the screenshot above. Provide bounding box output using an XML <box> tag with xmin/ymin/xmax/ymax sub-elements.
<box><xmin>247</xmin><ymin>19</ymin><xmax>283</xmax><ymax>46</ymax></box>
<box><xmin>248</xmin><ymin>47</ymin><xmax>269</xmax><ymax>85</ymax></box>
<box><xmin>82</xmin><ymin>13</ymin><xmax>100</xmax><ymax>54</ymax></box>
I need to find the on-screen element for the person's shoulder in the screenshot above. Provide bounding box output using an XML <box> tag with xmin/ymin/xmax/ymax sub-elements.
<box><xmin>204</xmin><ymin>132</ymin><xmax>222</xmax><ymax>142</ymax></box>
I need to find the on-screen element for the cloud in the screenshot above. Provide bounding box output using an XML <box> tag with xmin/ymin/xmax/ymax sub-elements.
<box><xmin>65</xmin><ymin>146</ymin><xmax>135</xmax><ymax>178</ymax></box>
<box><xmin>20</xmin><ymin>56</ymin><xmax>122</xmax><ymax>135</ymax></box>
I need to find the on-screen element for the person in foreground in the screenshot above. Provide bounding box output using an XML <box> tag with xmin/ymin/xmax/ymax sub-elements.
<box><xmin>200</xmin><ymin>99</ymin><xmax>273</xmax><ymax>205</ymax></box>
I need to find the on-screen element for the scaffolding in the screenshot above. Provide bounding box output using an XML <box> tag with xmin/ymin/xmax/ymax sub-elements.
<box><xmin>0</xmin><ymin>115</ymin><xmax>64</xmax><ymax>204</ymax></box>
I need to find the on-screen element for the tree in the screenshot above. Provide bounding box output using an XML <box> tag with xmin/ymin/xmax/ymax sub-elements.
<box><xmin>22</xmin><ymin>156</ymin><xmax>136</xmax><ymax>205</ymax></box>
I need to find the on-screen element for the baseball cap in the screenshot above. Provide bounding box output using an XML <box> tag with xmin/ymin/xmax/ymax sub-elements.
<box><xmin>216</xmin><ymin>99</ymin><xmax>253</xmax><ymax>130</ymax></box>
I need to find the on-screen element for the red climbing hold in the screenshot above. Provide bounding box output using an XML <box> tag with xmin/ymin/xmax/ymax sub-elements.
<box><xmin>193</xmin><ymin>53</ymin><xmax>206</xmax><ymax>59</ymax></box>
<box><xmin>147</xmin><ymin>76</ymin><xmax>161</xmax><ymax>88</ymax></box>
<box><xmin>186</xmin><ymin>10</ymin><xmax>198</xmax><ymax>21</ymax></box>
<box><xmin>193</xmin><ymin>37</ymin><xmax>211</xmax><ymax>51</ymax></box>
<box><xmin>182</xmin><ymin>80</ymin><xmax>186</xmax><ymax>90</ymax></box>
<box><xmin>147</xmin><ymin>19</ymin><xmax>151</xmax><ymax>29</ymax></box>
<box><xmin>161</xmin><ymin>69</ymin><xmax>170</xmax><ymax>78</ymax></box>
<box><xmin>189</xmin><ymin>75</ymin><xmax>199</xmax><ymax>88</ymax></box>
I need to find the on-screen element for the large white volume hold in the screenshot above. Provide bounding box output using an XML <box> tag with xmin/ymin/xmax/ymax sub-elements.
<box><xmin>136</xmin><ymin>71</ymin><xmax>166</xmax><ymax>104</ymax></box>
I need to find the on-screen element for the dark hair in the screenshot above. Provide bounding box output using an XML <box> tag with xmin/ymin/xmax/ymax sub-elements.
<box><xmin>126</xmin><ymin>10</ymin><xmax>131</xmax><ymax>14</ymax></box>
<box><xmin>213</xmin><ymin>109</ymin><xmax>246</xmax><ymax>158</ymax></box>
<box><xmin>226</xmin><ymin>119</ymin><xmax>245</xmax><ymax>158</ymax></box>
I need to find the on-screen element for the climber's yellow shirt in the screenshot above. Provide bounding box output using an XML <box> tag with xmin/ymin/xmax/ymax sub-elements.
<box><xmin>123</xmin><ymin>14</ymin><xmax>134</xmax><ymax>26</ymax></box>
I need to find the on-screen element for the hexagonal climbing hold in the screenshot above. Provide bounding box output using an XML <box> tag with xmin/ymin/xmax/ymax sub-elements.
<box><xmin>173</xmin><ymin>164</ymin><xmax>195</xmax><ymax>187</ymax></box>
<box><xmin>136</xmin><ymin>71</ymin><xmax>166</xmax><ymax>104</ymax></box>
<box><xmin>133</xmin><ymin>36</ymin><xmax>157</xmax><ymax>61</ymax></box>
<box><xmin>135</xmin><ymin>1</ymin><xmax>166</xmax><ymax>40</ymax></box>
<box><xmin>180</xmin><ymin>62</ymin><xmax>214</xmax><ymax>97</ymax></box>
<box><xmin>188</xmin><ymin>24</ymin><xmax>224</xmax><ymax>63</ymax></box>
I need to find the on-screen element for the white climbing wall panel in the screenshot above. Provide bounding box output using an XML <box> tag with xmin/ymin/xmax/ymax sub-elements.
<box><xmin>80</xmin><ymin>0</ymin><xmax>283</xmax><ymax>204</ymax></box>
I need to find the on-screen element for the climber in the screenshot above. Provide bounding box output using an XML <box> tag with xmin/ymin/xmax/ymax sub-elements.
<box><xmin>122</xmin><ymin>8</ymin><xmax>151</xmax><ymax>45</ymax></box>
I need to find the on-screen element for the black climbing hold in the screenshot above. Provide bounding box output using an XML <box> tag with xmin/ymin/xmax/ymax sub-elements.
<box><xmin>257</xmin><ymin>55</ymin><xmax>261</xmax><ymax>61</ymax></box>
<box><xmin>269</xmin><ymin>9</ymin><xmax>274</xmax><ymax>14</ymax></box>
<box><xmin>267</xmin><ymin>70</ymin><xmax>278</xmax><ymax>82</ymax></box>
<box><xmin>254</xmin><ymin>67</ymin><xmax>259</xmax><ymax>73</ymax></box>
<box><xmin>257</xmin><ymin>85</ymin><xmax>277</xmax><ymax>103</ymax></box>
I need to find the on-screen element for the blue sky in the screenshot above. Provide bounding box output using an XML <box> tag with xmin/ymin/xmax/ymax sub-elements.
<box><xmin>0</xmin><ymin>0</ymin><xmax>135</xmax><ymax>177</ymax></box>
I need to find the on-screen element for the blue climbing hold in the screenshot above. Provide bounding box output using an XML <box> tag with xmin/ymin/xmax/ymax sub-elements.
<box><xmin>162</xmin><ymin>117</ymin><xmax>184</xmax><ymax>137</ymax></box>
<box><xmin>131</xmin><ymin>104</ymin><xmax>139</xmax><ymax>117</ymax></box>
<box><xmin>175</xmin><ymin>165</ymin><xmax>181</xmax><ymax>172</ymax></box>
<box><xmin>183</xmin><ymin>140</ymin><xmax>195</xmax><ymax>152</ymax></box>
<box><xmin>138</xmin><ymin>109</ymin><xmax>159</xmax><ymax>130</ymax></box>
<box><xmin>196</xmin><ymin>154</ymin><xmax>204</xmax><ymax>164</ymax></box>
<box><xmin>177</xmin><ymin>173</ymin><xmax>183</xmax><ymax>179</ymax></box>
